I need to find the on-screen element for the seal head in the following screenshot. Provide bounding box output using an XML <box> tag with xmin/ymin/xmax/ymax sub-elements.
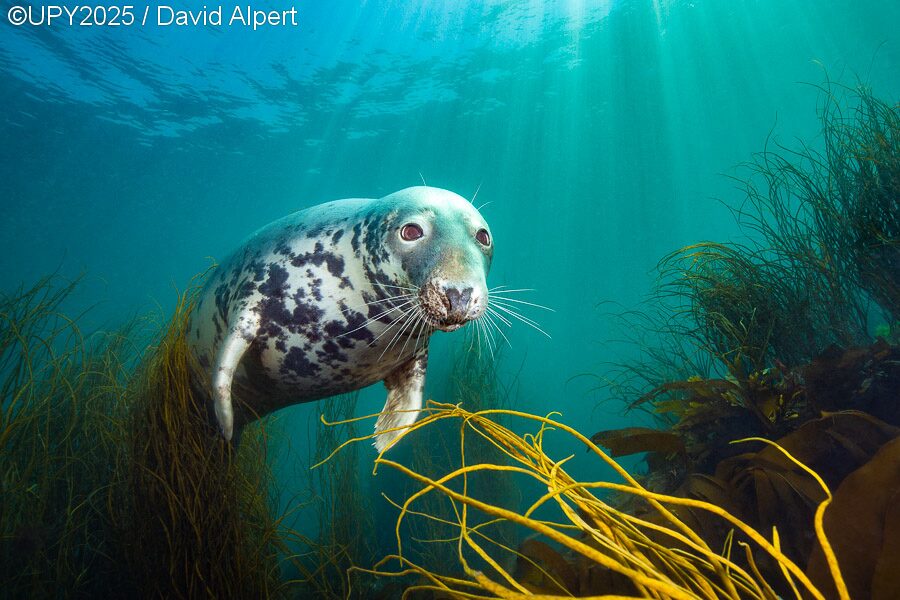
<box><xmin>188</xmin><ymin>186</ymin><xmax>492</xmax><ymax>451</ymax></box>
<box><xmin>376</xmin><ymin>187</ymin><xmax>492</xmax><ymax>331</ymax></box>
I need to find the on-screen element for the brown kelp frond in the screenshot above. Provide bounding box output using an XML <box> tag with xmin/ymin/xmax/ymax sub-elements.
<box><xmin>1</xmin><ymin>275</ymin><xmax>139</xmax><ymax>596</ymax></box>
<box><xmin>324</xmin><ymin>402</ymin><xmax>847</xmax><ymax>599</ymax></box>
<box><xmin>114</xmin><ymin>280</ymin><xmax>289</xmax><ymax>599</ymax></box>
<box><xmin>597</xmin><ymin>338</ymin><xmax>900</xmax><ymax>490</ymax></box>
<box><xmin>806</xmin><ymin>435</ymin><xmax>900</xmax><ymax>598</ymax></box>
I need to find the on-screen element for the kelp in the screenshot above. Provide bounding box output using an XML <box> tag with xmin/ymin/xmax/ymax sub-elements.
<box><xmin>657</xmin><ymin>242</ymin><xmax>826</xmax><ymax>377</ymax></box>
<box><xmin>701</xmin><ymin>82</ymin><xmax>898</xmax><ymax>366</ymax></box>
<box><xmin>594</xmin><ymin>318</ymin><xmax>900</xmax><ymax>591</ymax></box>
<box><xmin>383</xmin><ymin>333</ymin><xmax>519</xmax><ymax>590</ymax></box>
<box><xmin>316</xmin><ymin>401</ymin><xmax>850</xmax><ymax>599</ymax></box>
<box><xmin>592</xmin><ymin>84</ymin><xmax>899</xmax><ymax>598</ymax></box>
<box><xmin>739</xmin><ymin>82</ymin><xmax>899</xmax><ymax>324</ymax></box>
<box><xmin>614</xmin><ymin>85</ymin><xmax>897</xmax><ymax>400</ymax></box>
<box><xmin>600</xmin><ymin>84</ymin><xmax>898</xmax><ymax>475</ymax></box>
<box><xmin>0</xmin><ymin>274</ymin><xmax>307</xmax><ymax>598</ymax></box>
<box><xmin>591</xmin><ymin>427</ymin><xmax>685</xmax><ymax>458</ymax></box>
<box><xmin>0</xmin><ymin>274</ymin><xmax>137</xmax><ymax>596</ymax></box>
<box><xmin>604</xmin><ymin>340</ymin><xmax>900</xmax><ymax>477</ymax></box>
<box><xmin>601</xmin><ymin>364</ymin><xmax>805</xmax><ymax>482</ymax></box>
<box><xmin>802</xmin><ymin>339</ymin><xmax>900</xmax><ymax>424</ymax></box>
<box><xmin>114</xmin><ymin>280</ymin><xmax>290</xmax><ymax>598</ymax></box>
<box><xmin>648</xmin><ymin>411</ymin><xmax>900</xmax><ymax>566</ymax></box>
<box><xmin>808</xmin><ymin>436</ymin><xmax>900</xmax><ymax>599</ymax></box>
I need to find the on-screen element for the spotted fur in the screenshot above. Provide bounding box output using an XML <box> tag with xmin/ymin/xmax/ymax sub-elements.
<box><xmin>188</xmin><ymin>187</ymin><xmax>493</xmax><ymax>451</ymax></box>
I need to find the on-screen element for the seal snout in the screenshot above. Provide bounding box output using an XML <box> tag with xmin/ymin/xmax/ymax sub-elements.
<box><xmin>419</xmin><ymin>280</ymin><xmax>484</xmax><ymax>331</ymax></box>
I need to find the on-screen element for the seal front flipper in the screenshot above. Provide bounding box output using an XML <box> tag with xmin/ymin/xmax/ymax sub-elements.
<box><xmin>374</xmin><ymin>350</ymin><xmax>428</xmax><ymax>453</ymax></box>
<box><xmin>212</xmin><ymin>312</ymin><xmax>260</xmax><ymax>441</ymax></box>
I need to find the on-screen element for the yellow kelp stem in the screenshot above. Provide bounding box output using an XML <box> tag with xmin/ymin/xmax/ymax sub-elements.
<box><xmin>320</xmin><ymin>401</ymin><xmax>845</xmax><ymax>599</ymax></box>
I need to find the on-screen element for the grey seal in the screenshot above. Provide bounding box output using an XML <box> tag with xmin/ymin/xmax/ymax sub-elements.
<box><xmin>188</xmin><ymin>186</ymin><xmax>493</xmax><ymax>451</ymax></box>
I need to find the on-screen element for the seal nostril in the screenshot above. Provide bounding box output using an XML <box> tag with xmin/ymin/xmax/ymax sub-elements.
<box><xmin>445</xmin><ymin>287</ymin><xmax>473</xmax><ymax>319</ymax></box>
<box><xmin>445</xmin><ymin>288</ymin><xmax>460</xmax><ymax>313</ymax></box>
<box><xmin>460</xmin><ymin>287</ymin><xmax>473</xmax><ymax>308</ymax></box>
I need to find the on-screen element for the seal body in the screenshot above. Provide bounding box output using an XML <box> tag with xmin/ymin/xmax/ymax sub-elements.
<box><xmin>188</xmin><ymin>186</ymin><xmax>493</xmax><ymax>450</ymax></box>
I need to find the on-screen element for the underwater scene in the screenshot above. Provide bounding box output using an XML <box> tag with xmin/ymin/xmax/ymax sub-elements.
<box><xmin>1</xmin><ymin>0</ymin><xmax>898</xmax><ymax>598</ymax></box>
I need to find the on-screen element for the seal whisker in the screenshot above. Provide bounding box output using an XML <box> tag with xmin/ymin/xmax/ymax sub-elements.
<box><xmin>470</xmin><ymin>318</ymin><xmax>482</xmax><ymax>357</ymax></box>
<box><xmin>397</xmin><ymin>307</ymin><xmax>425</xmax><ymax>358</ymax></box>
<box><xmin>372</xmin><ymin>282</ymin><xmax>419</xmax><ymax>301</ymax></box>
<box><xmin>345</xmin><ymin>296</ymin><xmax>415</xmax><ymax>315</ymax></box>
<box><xmin>412</xmin><ymin>308</ymin><xmax>431</xmax><ymax>353</ymax></box>
<box><xmin>489</xmin><ymin>296</ymin><xmax>556</xmax><ymax>312</ymax></box>
<box><xmin>479</xmin><ymin>314</ymin><xmax>498</xmax><ymax>355</ymax></box>
<box><xmin>480</xmin><ymin>318</ymin><xmax>496</xmax><ymax>360</ymax></box>
<box><xmin>489</xmin><ymin>303</ymin><xmax>552</xmax><ymax>332</ymax></box>
<box><xmin>378</xmin><ymin>305</ymin><xmax>420</xmax><ymax>361</ymax></box>
<box><xmin>476</xmin><ymin>318</ymin><xmax>485</xmax><ymax>355</ymax></box>
<box><xmin>413</xmin><ymin>312</ymin><xmax>430</xmax><ymax>354</ymax></box>
<box><xmin>367</xmin><ymin>321</ymin><xmax>401</xmax><ymax>348</ymax></box>
<box><xmin>471</xmin><ymin>319</ymin><xmax>482</xmax><ymax>357</ymax></box>
<box><xmin>484</xmin><ymin>310</ymin><xmax>512</xmax><ymax>333</ymax></box>
<box><xmin>466</xmin><ymin>321</ymin><xmax>478</xmax><ymax>355</ymax></box>
<box><xmin>343</xmin><ymin>293</ymin><xmax>415</xmax><ymax>312</ymax></box>
<box><xmin>376</xmin><ymin>283</ymin><xmax>419</xmax><ymax>292</ymax></box>
<box><xmin>362</xmin><ymin>291</ymin><xmax>417</xmax><ymax>302</ymax></box>
<box><xmin>365</xmin><ymin>303</ymin><xmax>418</xmax><ymax>347</ymax></box>
<box><xmin>484</xmin><ymin>306</ymin><xmax>513</xmax><ymax>327</ymax></box>
<box><xmin>377</xmin><ymin>304</ymin><xmax>416</xmax><ymax>346</ymax></box>
<box><xmin>470</xmin><ymin>182</ymin><xmax>482</xmax><ymax>206</ymax></box>
<box><xmin>483</xmin><ymin>312</ymin><xmax>513</xmax><ymax>349</ymax></box>
<box><xmin>489</xmin><ymin>285</ymin><xmax>537</xmax><ymax>294</ymax></box>
<box><xmin>481</xmin><ymin>319</ymin><xmax>494</xmax><ymax>356</ymax></box>
<box><xmin>417</xmin><ymin>305</ymin><xmax>434</xmax><ymax>348</ymax></box>
<box><xmin>488</xmin><ymin>287</ymin><xmax>535</xmax><ymax>294</ymax></box>
<box><xmin>338</xmin><ymin>298</ymin><xmax>417</xmax><ymax>338</ymax></box>
<box><xmin>372</xmin><ymin>283</ymin><xmax>419</xmax><ymax>302</ymax></box>
<box><xmin>488</xmin><ymin>303</ymin><xmax>543</xmax><ymax>328</ymax></box>
<box><xmin>489</xmin><ymin>304</ymin><xmax>552</xmax><ymax>339</ymax></box>
<box><xmin>384</xmin><ymin>307</ymin><xmax>421</xmax><ymax>359</ymax></box>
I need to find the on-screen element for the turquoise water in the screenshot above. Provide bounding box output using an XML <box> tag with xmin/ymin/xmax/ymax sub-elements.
<box><xmin>3</xmin><ymin>1</ymin><xmax>897</xmax><ymax>423</ymax></box>
<box><xmin>1</xmin><ymin>0</ymin><xmax>898</xmax><ymax>592</ymax></box>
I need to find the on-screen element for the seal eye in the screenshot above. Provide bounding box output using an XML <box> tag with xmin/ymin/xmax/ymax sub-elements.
<box><xmin>475</xmin><ymin>228</ymin><xmax>491</xmax><ymax>247</ymax></box>
<box><xmin>400</xmin><ymin>223</ymin><xmax>424</xmax><ymax>241</ymax></box>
